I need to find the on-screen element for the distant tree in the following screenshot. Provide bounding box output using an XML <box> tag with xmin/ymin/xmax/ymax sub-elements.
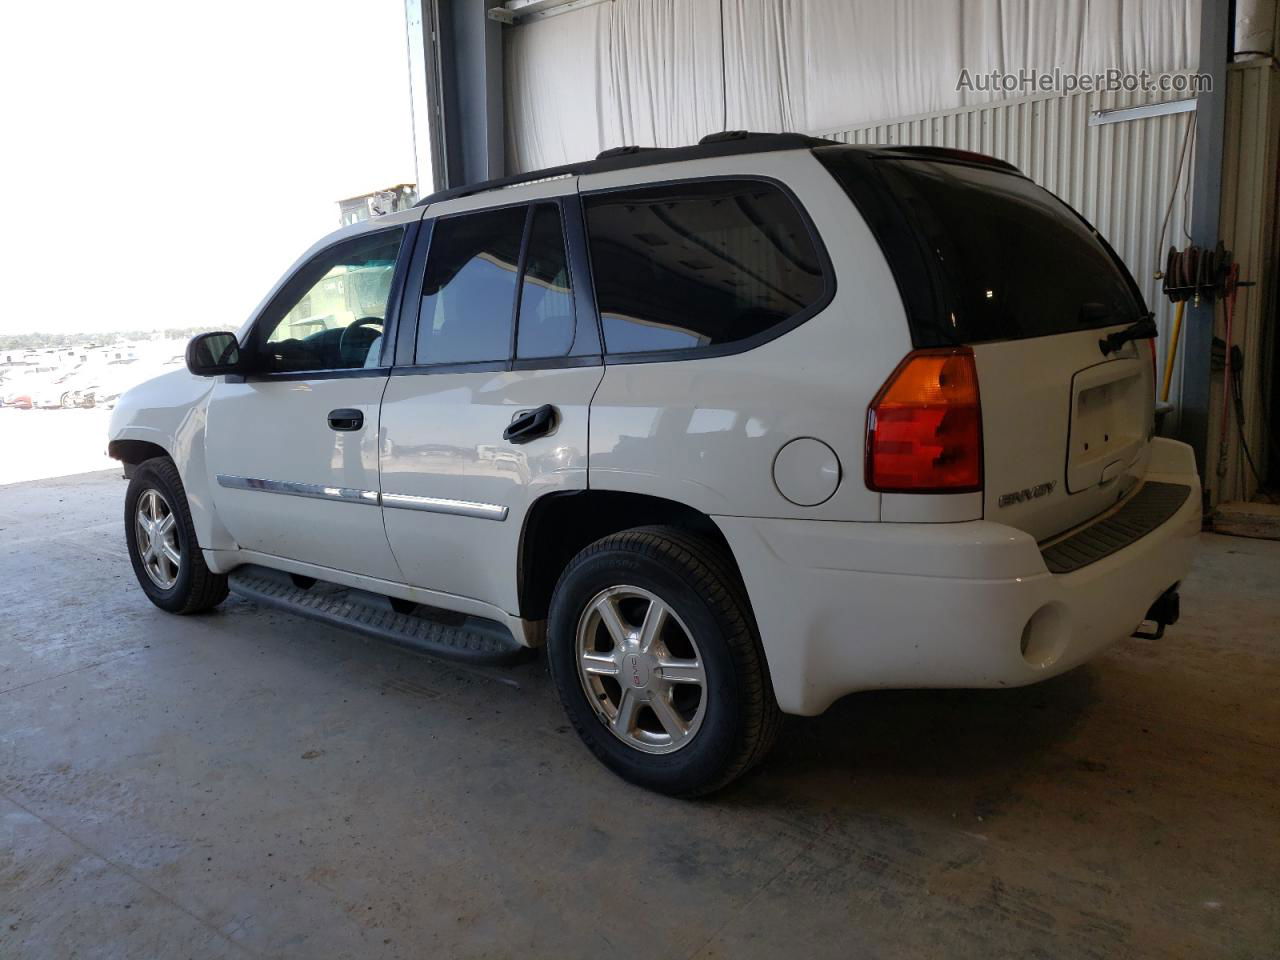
<box><xmin>0</xmin><ymin>327</ymin><xmax>219</xmax><ymax>352</ymax></box>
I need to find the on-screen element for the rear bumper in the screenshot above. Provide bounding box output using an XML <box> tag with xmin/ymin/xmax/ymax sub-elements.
<box><xmin>715</xmin><ymin>438</ymin><xmax>1201</xmax><ymax>716</ymax></box>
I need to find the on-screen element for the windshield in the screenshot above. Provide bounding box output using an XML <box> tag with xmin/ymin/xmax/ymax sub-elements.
<box><xmin>815</xmin><ymin>147</ymin><xmax>1145</xmax><ymax>345</ymax></box>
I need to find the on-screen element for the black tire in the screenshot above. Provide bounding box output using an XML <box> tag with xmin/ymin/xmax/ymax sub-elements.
<box><xmin>547</xmin><ymin>526</ymin><xmax>780</xmax><ymax>797</ymax></box>
<box><xmin>124</xmin><ymin>457</ymin><xmax>228</xmax><ymax>614</ymax></box>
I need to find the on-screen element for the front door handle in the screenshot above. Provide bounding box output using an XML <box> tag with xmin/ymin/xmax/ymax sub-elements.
<box><xmin>503</xmin><ymin>404</ymin><xmax>557</xmax><ymax>444</ymax></box>
<box><xmin>328</xmin><ymin>408</ymin><xmax>364</xmax><ymax>431</ymax></box>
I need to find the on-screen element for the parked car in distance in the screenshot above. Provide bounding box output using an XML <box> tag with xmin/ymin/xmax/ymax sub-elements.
<box><xmin>108</xmin><ymin>132</ymin><xmax>1200</xmax><ymax>796</ymax></box>
<box><xmin>3</xmin><ymin>370</ymin><xmax>58</xmax><ymax>409</ymax></box>
<box><xmin>32</xmin><ymin>384</ymin><xmax>71</xmax><ymax>409</ymax></box>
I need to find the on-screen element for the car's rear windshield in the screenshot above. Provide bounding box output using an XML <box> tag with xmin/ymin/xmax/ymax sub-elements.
<box><xmin>815</xmin><ymin>148</ymin><xmax>1145</xmax><ymax>345</ymax></box>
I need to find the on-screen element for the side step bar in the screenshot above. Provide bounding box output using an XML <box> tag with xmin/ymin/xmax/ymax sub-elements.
<box><xmin>227</xmin><ymin>565</ymin><xmax>528</xmax><ymax>665</ymax></box>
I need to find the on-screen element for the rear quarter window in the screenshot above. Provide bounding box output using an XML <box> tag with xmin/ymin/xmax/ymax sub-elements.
<box><xmin>816</xmin><ymin>149</ymin><xmax>1145</xmax><ymax>345</ymax></box>
<box><xmin>583</xmin><ymin>179</ymin><xmax>830</xmax><ymax>357</ymax></box>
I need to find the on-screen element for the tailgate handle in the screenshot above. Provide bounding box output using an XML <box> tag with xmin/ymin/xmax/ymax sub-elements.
<box><xmin>1099</xmin><ymin>460</ymin><xmax>1124</xmax><ymax>485</ymax></box>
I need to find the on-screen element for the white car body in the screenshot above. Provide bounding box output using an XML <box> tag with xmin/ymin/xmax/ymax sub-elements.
<box><xmin>109</xmin><ymin>136</ymin><xmax>1200</xmax><ymax>719</ymax></box>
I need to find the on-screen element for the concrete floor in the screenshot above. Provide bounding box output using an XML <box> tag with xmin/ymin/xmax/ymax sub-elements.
<box><xmin>0</xmin><ymin>410</ymin><xmax>116</xmax><ymax>485</ymax></box>
<box><xmin>1</xmin><ymin>470</ymin><xmax>1277</xmax><ymax>959</ymax></box>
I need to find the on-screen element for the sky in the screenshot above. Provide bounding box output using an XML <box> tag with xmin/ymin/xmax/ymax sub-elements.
<box><xmin>0</xmin><ymin>0</ymin><xmax>417</xmax><ymax>336</ymax></box>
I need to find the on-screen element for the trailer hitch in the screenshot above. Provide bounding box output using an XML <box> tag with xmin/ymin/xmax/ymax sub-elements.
<box><xmin>1132</xmin><ymin>584</ymin><xmax>1180</xmax><ymax>640</ymax></box>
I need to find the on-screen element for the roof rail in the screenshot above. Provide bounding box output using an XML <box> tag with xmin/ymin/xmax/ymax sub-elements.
<box><xmin>595</xmin><ymin>144</ymin><xmax>657</xmax><ymax>159</ymax></box>
<box><xmin>409</xmin><ymin>133</ymin><xmax>1019</xmax><ymax>209</ymax></box>
<box><xmin>414</xmin><ymin>131</ymin><xmax>841</xmax><ymax>207</ymax></box>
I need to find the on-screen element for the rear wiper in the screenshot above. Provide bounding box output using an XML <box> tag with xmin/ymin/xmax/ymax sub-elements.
<box><xmin>1098</xmin><ymin>314</ymin><xmax>1157</xmax><ymax>356</ymax></box>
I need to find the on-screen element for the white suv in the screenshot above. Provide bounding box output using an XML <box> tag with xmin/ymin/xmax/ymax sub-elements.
<box><xmin>108</xmin><ymin>132</ymin><xmax>1200</xmax><ymax>796</ymax></box>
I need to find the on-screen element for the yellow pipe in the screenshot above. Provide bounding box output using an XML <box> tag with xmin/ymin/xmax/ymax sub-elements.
<box><xmin>1161</xmin><ymin>300</ymin><xmax>1185</xmax><ymax>403</ymax></box>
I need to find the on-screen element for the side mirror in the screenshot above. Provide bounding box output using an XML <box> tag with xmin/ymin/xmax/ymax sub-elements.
<box><xmin>186</xmin><ymin>332</ymin><xmax>242</xmax><ymax>377</ymax></box>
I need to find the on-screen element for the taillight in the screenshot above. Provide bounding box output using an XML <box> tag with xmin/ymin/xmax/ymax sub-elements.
<box><xmin>1147</xmin><ymin>337</ymin><xmax>1157</xmax><ymax>389</ymax></box>
<box><xmin>866</xmin><ymin>347</ymin><xmax>982</xmax><ymax>493</ymax></box>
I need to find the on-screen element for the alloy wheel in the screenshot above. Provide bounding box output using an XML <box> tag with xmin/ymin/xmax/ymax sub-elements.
<box><xmin>575</xmin><ymin>585</ymin><xmax>707</xmax><ymax>754</ymax></box>
<box><xmin>135</xmin><ymin>488</ymin><xmax>181</xmax><ymax>590</ymax></box>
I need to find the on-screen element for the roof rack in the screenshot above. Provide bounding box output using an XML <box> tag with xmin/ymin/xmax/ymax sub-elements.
<box><xmin>595</xmin><ymin>144</ymin><xmax>659</xmax><ymax>159</ymax></box>
<box><xmin>411</xmin><ymin>133</ymin><xmax>1020</xmax><ymax>208</ymax></box>
<box><xmin>414</xmin><ymin>131</ymin><xmax>840</xmax><ymax>207</ymax></box>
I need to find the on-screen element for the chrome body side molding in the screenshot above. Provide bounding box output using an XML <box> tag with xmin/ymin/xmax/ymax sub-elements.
<box><xmin>216</xmin><ymin>475</ymin><xmax>380</xmax><ymax>505</ymax></box>
<box><xmin>216</xmin><ymin>475</ymin><xmax>508</xmax><ymax>521</ymax></box>
<box><xmin>381</xmin><ymin>492</ymin><xmax>509</xmax><ymax>521</ymax></box>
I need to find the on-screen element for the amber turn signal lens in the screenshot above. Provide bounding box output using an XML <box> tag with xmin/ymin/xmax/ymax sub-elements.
<box><xmin>866</xmin><ymin>348</ymin><xmax>983</xmax><ymax>493</ymax></box>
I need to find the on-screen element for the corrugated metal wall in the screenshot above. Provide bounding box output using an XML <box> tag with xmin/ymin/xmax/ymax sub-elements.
<box><xmin>827</xmin><ymin>88</ymin><xmax>1197</xmax><ymax>411</ymax></box>
<box><xmin>1212</xmin><ymin>61</ymin><xmax>1279</xmax><ymax>504</ymax></box>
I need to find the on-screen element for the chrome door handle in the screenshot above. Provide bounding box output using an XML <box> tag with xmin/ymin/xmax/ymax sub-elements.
<box><xmin>328</xmin><ymin>408</ymin><xmax>364</xmax><ymax>431</ymax></box>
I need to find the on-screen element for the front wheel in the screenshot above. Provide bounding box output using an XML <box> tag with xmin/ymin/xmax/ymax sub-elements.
<box><xmin>547</xmin><ymin>526</ymin><xmax>780</xmax><ymax>797</ymax></box>
<box><xmin>124</xmin><ymin>457</ymin><xmax>228</xmax><ymax>614</ymax></box>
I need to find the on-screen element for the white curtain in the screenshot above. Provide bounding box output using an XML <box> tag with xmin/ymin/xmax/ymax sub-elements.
<box><xmin>505</xmin><ymin>0</ymin><xmax>1201</xmax><ymax>171</ymax></box>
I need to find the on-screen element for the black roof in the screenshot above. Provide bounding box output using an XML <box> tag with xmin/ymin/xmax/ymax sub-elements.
<box><xmin>414</xmin><ymin>130</ymin><xmax>1019</xmax><ymax>207</ymax></box>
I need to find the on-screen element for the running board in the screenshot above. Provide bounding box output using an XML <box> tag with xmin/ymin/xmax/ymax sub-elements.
<box><xmin>227</xmin><ymin>565</ymin><xmax>527</xmax><ymax>665</ymax></box>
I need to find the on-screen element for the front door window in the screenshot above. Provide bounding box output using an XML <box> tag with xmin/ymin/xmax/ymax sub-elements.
<box><xmin>254</xmin><ymin>227</ymin><xmax>405</xmax><ymax>372</ymax></box>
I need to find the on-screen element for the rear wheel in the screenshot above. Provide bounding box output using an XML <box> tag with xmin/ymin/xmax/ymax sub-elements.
<box><xmin>124</xmin><ymin>457</ymin><xmax>228</xmax><ymax>614</ymax></box>
<box><xmin>547</xmin><ymin>526</ymin><xmax>779</xmax><ymax>797</ymax></box>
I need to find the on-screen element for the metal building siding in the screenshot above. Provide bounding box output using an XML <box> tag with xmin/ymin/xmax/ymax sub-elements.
<box><xmin>1211</xmin><ymin>62</ymin><xmax>1279</xmax><ymax>504</ymax></box>
<box><xmin>827</xmin><ymin>88</ymin><xmax>1195</xmax><ymax>407</ymax></box>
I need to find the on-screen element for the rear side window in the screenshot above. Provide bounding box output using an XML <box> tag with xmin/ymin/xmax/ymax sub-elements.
<box><xmin>817</xmin><ymin>149</ymin><xmax>1144</xmax><ymax>344</ymax></box>
<box><xmin>416</xmin><ymin>206</ymin><xmax>526</xmax><ymax>365</ymax></box>
<box><xmin>516</xmin><ymin>204</ymin><xmax>576</xmax><ymax>359</ymax></box>
<box><xmin>583</xmin><ymin>180</ymin><xmax>828</xmax><ymax>356</ymax></box>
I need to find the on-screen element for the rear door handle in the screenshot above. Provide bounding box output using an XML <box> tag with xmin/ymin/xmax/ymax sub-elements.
<box><xmin>328</xmin><ymin>408</ymin><xmax>364</xmax><ymax>431</ymax></box>
<box><xmin>503</xmin><ymin>404</ymin><xmax>557</xmax><ymax>444</ymax></box>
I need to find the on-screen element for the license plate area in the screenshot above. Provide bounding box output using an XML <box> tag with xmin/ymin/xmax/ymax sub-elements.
<box><xmin>1066</xmin><ymin>358</ymin><xmax>1145</xmax><ymax>493</ymax></box>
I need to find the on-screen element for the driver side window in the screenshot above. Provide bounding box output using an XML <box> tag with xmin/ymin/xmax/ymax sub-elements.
<box><xmin>255</xmin><ymin>227</ymin><xmax>405</xmax><ymax>373</ymax></box>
